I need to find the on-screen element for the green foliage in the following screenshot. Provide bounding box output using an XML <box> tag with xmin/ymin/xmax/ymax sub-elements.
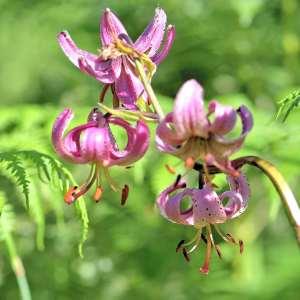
<box><xmin>275</xmin><ymin>90</ymin><xmax>300</xmax><ymax>122</ymax></box>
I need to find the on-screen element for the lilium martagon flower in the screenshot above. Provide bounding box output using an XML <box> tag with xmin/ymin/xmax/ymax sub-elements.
<box><xmin>52</xmin><ymin>107</ymin><xmax>150</xmax><ymax>205</ymax></box>
<box><xmin>156</xmin><ymin>173</ymin><xmax>250</xmax><ymax>274</ymax></box>
<box><xmin>156</xmin><ymin>79</ymin><xmax>253</xmax><ymax>176</ymax></box>
<box><xmin>57</xmin><ymin>7</ymin><xmax>175</xmax><ymax>110</ymax></box>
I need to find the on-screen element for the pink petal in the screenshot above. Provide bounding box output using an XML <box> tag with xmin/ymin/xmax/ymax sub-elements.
<box><xmin>134</xmin><ymin>8</ymin><xmax>167</xmax><ymax>57</ymax></box>
<box><xmin>208</xmin><ymin>100</ymin><xmax>237</xmax><ymax>135</ymax></box>
<box><xmin>192</xmin><ymin>186</ymin><xmax>227</xmax><ymax>227</ymax></box>
<box><xmin>221</xmin><ymin>191</ymin><xmax>244</xmax><ymax>219</ymax></box>
<box><xmin>173</xmin><ymin>79</ymin><xmax>209</xmax><ymax>139</ymax></box>
<box><xmin>211</xmin><ymin>105</ymin><xmax>253</xmax><ymax>156</ymax></box>
<box><xmin>151</xmin><ymin>25</ymin><xmax>176</xmax><ymax>65</ymax></box>
<box><xmin>155</xmin><ymin>113</ymin><xmax>184</xmax><ymax>152</ymax></box>
<box><xmin>52</xmin><ymin>109</ymin><xmax>88</xmax><ymax>163</ymax></box>
<box><xmin>108</xmin><ymin>118</ymin><xmax>150</xmax><ymax>166</ymax></box>
<box><xmin>156</xmin><ymin>182</ymin><xmax>194</xmax><ymax>225</ymax></box>
<box><xmin>114</xmin><ymin>59</ymin><xmax>144</xmax><ymax>109</ymax></box>
<box><xmin>100</xmin><ymin>8</ymin><xmax>128</xmax><ymax>46</ymax></box>
<box><xmin>58</xmin><ymin>31</ymin><xmax>115</xmax><ymax>84</ymax></box>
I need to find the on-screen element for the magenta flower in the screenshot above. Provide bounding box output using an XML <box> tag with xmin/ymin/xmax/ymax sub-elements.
<box><xmin>156</xmin><ymin>174</ymin><xmax>250</xmax><ymax>274</ymax></box>
<box><xmin>52</xmin><ymin>107</ymin><xmax>149</xmax><ymax>204</ymax></box>
<box><xmin>156</xmin><ymin>79</ymin><xmax>253</xmax><ymax>174</ymax></box>
<box><xmin>57</xmin><ymin>8</ymin><xmax>175</xmax><ymax>109</ymax></box>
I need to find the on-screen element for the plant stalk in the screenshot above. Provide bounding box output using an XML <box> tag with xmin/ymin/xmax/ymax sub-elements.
<box><xmin>134</xmin><ymin>59</ymin><xmax>165</xmax><ymax>121</ymax></box>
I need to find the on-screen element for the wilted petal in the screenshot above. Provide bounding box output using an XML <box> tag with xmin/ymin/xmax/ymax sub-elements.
<box><xmin>192</xmin><ymin>186</ymin><xmax>227</xmax><ymax>227</ymax></box>
<box><xmin>114</xmin><ymin>59</ymin><xmax>144</xmax><ymax>108</ymax></box>
<box><xmin>173</xmin><ymin>80</ymin><xmax>209</xmax><ymax>138</ymax></box>
<box><xmin>134</xmin><ymin>8</ymin><xmax>167</xmax><ymax>57</ymax></box>
<box><xmin>157</xmin><ymin>182</ymin><xmax>194</xmax><ymax>225</ymax></box>
<box><xmin>100</xmin><ymin>8</ymin><xmax>128</xmax><ymax>46</ymax></box>
<box><xmin>208</xmin><ymin>100</ymin><xmax>237</xmax><ymax>135</ymax></box>
<box><xmin>109</xmin><ymin>118</ymin><xmax>150</xmax><ymax>166</ymax></box>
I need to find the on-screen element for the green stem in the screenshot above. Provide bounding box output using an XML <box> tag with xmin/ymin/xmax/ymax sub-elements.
<box><xmin>195</xmin><ymin>156</ymin><xmax>300</xmax><ymax>246</ymax></box>
<box><xmin>5</xmin><ymin>232</ymin><xmax>32</xmax><ymax>300</ymax></box>
<box><xmin>134</xmin><ymin>59</ymin><xmax>165</xmax><ymax>121</ymax></box>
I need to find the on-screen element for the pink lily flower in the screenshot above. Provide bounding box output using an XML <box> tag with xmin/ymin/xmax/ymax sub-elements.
<box><xmin>156</xmin><ymin>173</ymin><xmax>250</xmax><ymax>274</ymax></box>
<box><xmin>52</xmin><ymin>107</ymin><xmax>149</xmax><ymax>204</ymax></box>
<box><xmin>57</xmin><ymin>8</ymin><xmax>175</xmax><ymax>109</ymax></box>
<box><xmin>156</xmin><ymin>79</ymin><xmax>253</xmax><ymax>175</ymax></box>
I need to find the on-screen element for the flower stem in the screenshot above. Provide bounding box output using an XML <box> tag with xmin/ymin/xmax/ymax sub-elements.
<box><xmin>134</xmin><ymin>59</ymin><xmax>165</xmax><ymax>121</ymax></box>
<box><xmin>194</xmin><ymin>156</ymin><xmax>300</xmax><ymax>246</ymax></box>
<box><xmin>5</xmin><ymin>232</ymin><xmax>32</xmax><ymax>300</ymax></box>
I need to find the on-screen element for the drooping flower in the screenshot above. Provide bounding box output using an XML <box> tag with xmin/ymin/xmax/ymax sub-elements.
<box><xmin>156</xmin><ymin>79</ymin><xmax>253</xmax><ymax>175</ymax></box>
<box><xmin>156</xmin><ymin>173</ymin><xmax>250</xmax><ymax>274</ymax></box>
<box><xmin>57</xmin><ymin>8</ymin><xmax>175</xmax><ymax>109</ymax></box>
<box><xmin>52</xmin><ymin>107</ymin><xmax>149</xmax><ymax>204</ymax></box>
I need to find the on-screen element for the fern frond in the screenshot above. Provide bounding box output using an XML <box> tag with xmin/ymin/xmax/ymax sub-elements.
<box><xmin>0</xmin><ymin>152</ymin><xmax>30</xmax><ymax>208</ymax></box>
<box><xmin>275</xmin><ymin>90</ymin><xmax>300</xmax><ymax>122</ymax></box>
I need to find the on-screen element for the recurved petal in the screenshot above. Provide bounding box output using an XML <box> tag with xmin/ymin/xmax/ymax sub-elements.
<box><xmin>100</xmin><ymin>8</ymin><xmax>129</xmax><ymax>46</ymax></box>
<box><xmin>209</xmin><ymin>105</ymin><xmax>253</xmax><ymax>157</ymax></box>
<box><xmin>114</xmin><ymin>59</ymin><xmax>144</xmax><ymax>108</ymax></box>
<box><xmin>208</xmin><ymin>100</ymin><xmax>237</xmax><ymax>135</ymax></box>
<box><xmin>156</xmin><ymin>113</ymin><xmax>184</xmax><ymax>151</ymax></box>
<box><xmin>227</xmin><ymin>173</ymin><xmax>250</xmax><ymax>213</ymax></box>
<box><xmin>58</xmin><ymin>31</ymin><xmax>97</xmax><ymax>67</ymax></box>
<box><xmin>134</xmin><ymin>8</ymin><xmax>167</xmax><ymax>57</ymax></box>
<box><xmin>173</xmin><ymin>79</ymin><xmax>209</xmax><ymax>138</ymax></box>
<box><xmin>221</xmin><ymin>191</ymin><xmax>244</xmax><ymax>219</ymax></box>
<box><xmin>151</xmin><ymin>25</ymin><xmax>175</xmax><ymax>65</ymax></box>
<box><xmin>157</xmin><ymin>183</ymin><xmax>194</xmax><ymax>225</ymax></box>
<box><xmin>52</xmin><ymin>109</ymin><xmax>87</xmax><ymax>163</ymax></box>
<box><xmin>108</xmin><ymin>118</ymin><xmax>150</xmax><ymax>166</ymax></box>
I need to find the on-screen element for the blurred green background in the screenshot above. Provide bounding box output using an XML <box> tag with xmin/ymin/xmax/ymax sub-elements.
<box><xmin>1</xmin><ymin>0</ymin><xmax>300</xmax><ymax>299</ymax></box>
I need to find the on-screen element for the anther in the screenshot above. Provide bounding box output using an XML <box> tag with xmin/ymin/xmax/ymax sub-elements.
<box><xmin>215</xmin><ymin>245</ymin><xmax>222</xmax><ymax>259</ymax></box>
<box><xmin>239</xmin><ymin>240</ymin><xmax>244</xmax><ymax>254</ymax></box>
<box><xmin>182</xmin><ymin>248</ymin><xmax>190</xmax><ymax>262</ymax></box>
<box><xmin>176</xmin><ymin>240</ymin><xmax>185</xmax><ymax>252</ymax></box>
<box><xmin>121</xmin><ymin>184</ymin><xmax>129</xmax><ymax>206</ymax></box>
<box><xmin>174</xmin><ymin>174</ymin><xmax>182</xmax><ymax>187</ymax></box>
<box><xmin>185</xmin><ymin>157</ymin><xmax>195</xmax><ymax>169</ymax></box>
<box><xmin>64</xmin><ymin>186</ymin><xmax>79</xmax><ymax>205</ymax></box>
<box><xmin>226</xmin><ymin>233</ymin><xmax>237</xmax><ymax>244</ymax></box>
<box><xmin>201</xmin><ymin>233</ymin><xmax>207</xmax><ymax>244</ymax></box>
<box><xmin>93</xmin><ymin>186</ymin><xmax>103</xmax><ymax>203</ymax></box>
<box><xmin>165</xmin><ymin>164</ymin><xmax>176</xmax><ymax>175</ymax></box>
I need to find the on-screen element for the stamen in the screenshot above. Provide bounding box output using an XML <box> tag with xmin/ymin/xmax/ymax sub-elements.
<box><xmin>225</xmin><ymin>233</ymin><xmax>237</xmax><ymax>244</ymax></box>
<box><xmin>182</xmin><ymin>248</ymin><xmax>190</xmax><ymax>262</ymax></box>
<box><xmin>103</xmin><ymin>168</ymin><xmax>119</xmax><ymax>191</ymax></box>
<box><xmin>215</xmin><ymin>245</ymin><xmax>222</xmax><ymax>259</ymax></box>
<box><xmin>174</xmin><ymin>174</ymin><xmax>182</xmax><ymax>187</ymax></box>
<box><xmin>121</xmin><ymin>184</ymin><xmax>129</xmax><ymax>206</ymax></box>
<box><xmin>64</xmin><ymin>186</ymin><xmax>78</xmax><ymax>205</ymax></box>
<box><xmin>239</xmin><ymin>240</ymin><xmax>244</xmax><ymax>254</ymax></box>
<box><xmin>93</xmin><ymin>186</ymin><xmax>103</xmax><ymax>203</ymax></box>
<box><xmin>201</xmin><ymin>233</ymin><xmax>207</xmax><ymax>244</ymax></box>
<box><xmin>165</xmin><ymin>164</ymin><xmax>176</xmax><ymax>175</ymax></box>
<box><xmin>176</xmin><ymin>240</ymin><xmax>185</xmax><ymax>252</ymax></box>
<box><xmin>185</xmin><ymin>157</ymin><xmax>195</xmax><ymax>169</ymax></box>
<box><xmin>199</xmin><ymin>229</ymin><xmax>212</xmax><ymax>275</ymax></box>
